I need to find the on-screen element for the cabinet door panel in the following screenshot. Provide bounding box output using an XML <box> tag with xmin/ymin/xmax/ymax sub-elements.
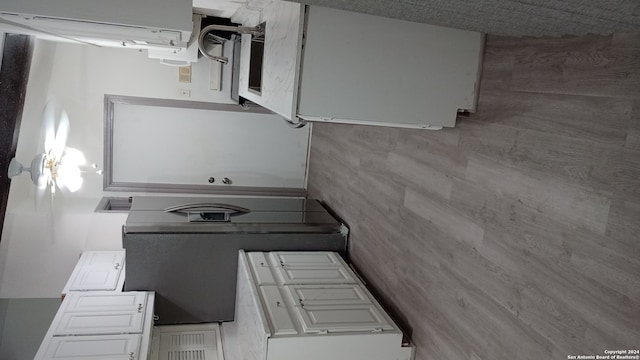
<box><xmin>259</xmin><ymin>286</ymin><xmax>298</xmax><ymax>335</ymax></box>
<box><xmin>274</xmin><ymin>266</ymin><xmax>357</xmax><ymax>285</ymax></box>
<box><xmin>284</xmin><ymin>284</ymin><xmax>370</xmax><ymax>306</ymax></box>
<box><xmin>69</xmin><ymin>269</ymin><xmax>121</xmax><ymax>291</ymax></box>
<box><xmin>53</xmin><ymin>311</ymin><xmax>144</xmax><ymax>335</ymax></box>
<box><xmin>64</xmin><ymin>292</ymin><xmax>147</xmax><ymax>313</ymax></box>
<box><xmin>270</xmin><ymin>251</ymin><xmax>343</xmax><ymax>267</ymax></box>
<box><xmin>68</xmin><ymin>251</ymin><xmax>124</xmax><ymax>291</ymax></box>
<box><xmin>42</xmin><ymin>334</ymin><xmax>140</xmax><ymax>359</ymax></box>
<box><xmin>84</xmin><ymin>251</ymin><xmax>125</xmax><ymax>268</ymax></box>
<box><xmin>247</xmin><ymin>252</ymin><xmax>277</xmax><ymax>285</ymax></box>
<box><xmin>293</xmin><ymin>304</ymin><xmax>394</xmax><ymax>334</ymax></box>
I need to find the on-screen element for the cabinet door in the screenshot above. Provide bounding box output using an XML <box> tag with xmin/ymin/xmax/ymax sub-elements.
<box><xmin>284</xmin><ymin>284</ymin><xmax>371</xmax><ymax>306</ymax></box>
<box><xmin>52</xmin><ymin>311</ymin><xmax>144</xmax><ymax>336</ymax></box>
<box><xmin>269</xmin><ymin>251</ymin><xmax>343</xmax><ymax>267</ymax></box>
<box><xmin>40</xmin><ymin>334</ymin><xmax>140</xmax><ymax>360</ymax></box>
<box><xmin>84</xmin><ymin>251</ymin><xmax>125</xmax><ymax>268</ymax></box>
<box><xmin>274</xmin><ymin>266</ymin><xmax>357</xmax><ymax>285</ymax></box>
<box><xmin>64</xmin><ymin>292</ymin><xmax>147</xmax><ymax>313</ymax></box>
<box><xmin>292</xmin><ymin>303</ymin><xmax>395</xmax><ymax>334</ymax></box>
<box><xmin>68</xmin><ymin>251</ymin><xmax>125</xmax><ymax>291</ymax></box>
<box><xmin>259</xmin><ymin>286</ymin><xmax>298</xmax><ymax>336</ymax></box>
<box><xmin>247</xmin><ymin>252</ymin><xmax>277</xmax><ymax>285</ymax></box>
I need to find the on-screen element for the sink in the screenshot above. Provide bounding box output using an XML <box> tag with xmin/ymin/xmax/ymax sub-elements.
<box><xmin>248</xmin><ymin>22</ymin><xmax>266</xmax><ymax>95</ymax></box>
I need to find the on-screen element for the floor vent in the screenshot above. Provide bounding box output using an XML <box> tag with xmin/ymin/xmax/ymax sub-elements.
<box><xmin>149</xmin><ymin>323</ymin><xmax>223</xmax><ymax>360</ymax></box>
<box><xmin>168</xmin><ymin>349</ymin><xmax>206</xmax><ymax>360</ymax></box>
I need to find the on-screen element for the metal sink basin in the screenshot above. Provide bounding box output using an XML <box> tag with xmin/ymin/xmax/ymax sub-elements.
<box><xmin>248</xmin><ymin>22</ymin><xmax>266</xmax><ymax>95</ymax></box>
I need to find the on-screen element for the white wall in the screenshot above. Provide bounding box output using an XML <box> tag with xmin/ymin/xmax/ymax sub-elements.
<box><xmin>0</xmin><ymin>39</ymin><xmax>309</xmax><ymax>298</ymax></box>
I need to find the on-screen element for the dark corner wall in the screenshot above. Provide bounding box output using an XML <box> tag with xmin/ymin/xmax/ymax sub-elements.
<box><xmin>0</xmin><ymin>34</ymin><xmax>33</xmax><ymax>241</ymax></box>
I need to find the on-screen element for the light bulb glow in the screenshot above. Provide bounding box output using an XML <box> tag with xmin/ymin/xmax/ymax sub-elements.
<box><xmin>61</xmin><ymin>147</ymin><xmax>86</xmax><ymax>166</ymax></box>
<box><xmin>56</xmin><ymin>163</ymin><xmax>83</xmax><ymax>192</ymax></box>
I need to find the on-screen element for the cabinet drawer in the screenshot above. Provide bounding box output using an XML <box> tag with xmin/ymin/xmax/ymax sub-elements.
<box><xmin>274</xmin><ymin>266</ymin><xmax>357</xmax><ymax>285</ymax></box>
<box><xmin>259</xmin><ymin>286</ymin><xmax>298</xmax><ymax>336</ymax></box>
<box><xmin>269</xmin><ymin>251</ymin><xmax>343</xmax><ymax>267</ymax></box>
<box><xmin>247</xmin><ymin>252</ymin><xmax>277</xmax><ymax>285</ymax></box>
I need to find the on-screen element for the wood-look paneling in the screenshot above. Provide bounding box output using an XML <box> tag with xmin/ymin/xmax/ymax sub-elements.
<box><xmin>307</xmin><ymin>32</ymin><xmax>640</xmax><ymax>360</ymax></box>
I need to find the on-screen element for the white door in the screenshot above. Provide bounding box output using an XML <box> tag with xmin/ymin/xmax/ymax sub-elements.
<box><xmin>112</xmin><ymin>102</ymin><xmax>310</xmax><ymax>188</ymax></box>
<box><xmin>63</xmin><ymin>292</ymin><xmax>148</xmax><ymax>313</ymax></box>
<box><xmin>40</xmin><ymin>334</ymin><xmax>141</xmax><ymax>360</ymax></box>
<box><xmin>274</xmin><ymin>266</ymin><xmax>357</xmax><ymax>285</ymax></box>
<box><xmin>69</xmin><ymin>251</ymin><xmax>124</xmax><ymax>291</ymax></box>
<box><xmin>269</xmin><ymin>252</ymin><xmax>343</xmax><ymax>267</ymax></box>
<box><xmin>292</xmin><ymin>304</ymin><xmax>394</xmax><ymax>334</ymax></box>
<box><xmin>52</xmin><ymin>311</ymin><xmax>144</xmax><ymax>335</ymax></box>
<box><xmin>284</xmin><ymin>284</ymin><xmax>371</xmax><ymax>306</ymax></box>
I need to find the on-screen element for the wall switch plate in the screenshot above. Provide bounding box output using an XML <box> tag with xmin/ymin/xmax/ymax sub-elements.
<box><xmin>178</xmin><ymin>89</ymin><xmax>191</xmax><ymax>97</ymax></box>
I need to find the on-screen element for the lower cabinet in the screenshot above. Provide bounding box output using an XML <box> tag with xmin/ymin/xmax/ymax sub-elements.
<box><xmin>34</xmin><ymin>292</ymin><xmax>155</xmax><ymax>360</ymax></box>
<box><xmin>235</xmin><ymin>250</ymin><xmax>414</xmax><ymax>360</ymax></box>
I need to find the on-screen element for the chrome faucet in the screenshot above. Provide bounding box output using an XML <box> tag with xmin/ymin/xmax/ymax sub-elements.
<box><xmin>198</xmin><ymin>24</ymin><xmax>264</xmax><ymax>63</ymax></box>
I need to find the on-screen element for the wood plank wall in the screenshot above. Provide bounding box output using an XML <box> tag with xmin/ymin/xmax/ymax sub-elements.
<box><xmin>307</xmin><ymin>32</ymin><xmax>640</xmax><ymax>360</ymax></box>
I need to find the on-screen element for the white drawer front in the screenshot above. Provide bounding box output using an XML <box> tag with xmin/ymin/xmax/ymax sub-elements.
<box><xmin>247</xmin><ymin>252</ymin><xmax>277</xmax><ymax>285</ymax></box>
<box><xmin>259</xmin><ymin>286</ymin><xmax>298</xmax><ymax>336</ymax></box>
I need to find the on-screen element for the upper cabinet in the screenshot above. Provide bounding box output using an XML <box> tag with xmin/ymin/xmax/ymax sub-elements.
<box><xmin>235</xmin><ymin>1</ymin><xmax>483</xmax><ymax>129</ymax></box>
<box><xmin>0</xmin><ymin>0</ymin><xmax>193</xmax><ymax>49</ymax></box>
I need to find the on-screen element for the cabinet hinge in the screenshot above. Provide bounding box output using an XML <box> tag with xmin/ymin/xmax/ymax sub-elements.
<box><xmin>372</xmin><ymin>328</ymin><xmax>383</xmax><ymax>333</ymax></box>
<box><xmin>317</xmin><ymin>329</ymin><xmax>328</xmax><ymax>335</ymax></box>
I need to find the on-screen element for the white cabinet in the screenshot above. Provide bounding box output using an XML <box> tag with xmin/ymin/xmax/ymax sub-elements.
<box><xmin>40</xmin><ymin>334</ymin><xmax>141</xmax><ymax>360</ymax></box>
<box><xmin>35</xmin><ymin>292</ymin><xmax>155</xmax><ymax>360</ymax></box>
<box><xmin>296</xmin><ymin>6</ymin><xmax>484</xmax><ymax>129</ymax></box>
<box><xmin>62</xmin><ymin>251</ymin><xmax>126</xmax><ymax>296</ymax></box>
<box><xmin>0</xmin><ymin>0</ymin><xmax>192</xmax><ymax>50</ymax></box>
<box><xmin>233</xmin><ymin>250</ymin><xmax>414</xmax><ymax>360</ymax></box>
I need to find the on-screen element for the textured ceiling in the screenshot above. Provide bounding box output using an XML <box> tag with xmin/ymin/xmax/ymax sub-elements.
<box><xmin>291</xmin><ymin>0</ymin><xmax>640</xmax><ymax>36</ymax></box>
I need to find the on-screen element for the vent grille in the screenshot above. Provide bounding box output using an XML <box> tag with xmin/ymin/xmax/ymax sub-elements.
<box><xmin>168</xmin><ymin>349</ymin><xmax>206</xmax><ymax>360</ymax></box>
<box><xmin>170</xmin><ymin>333</ymin><xmax>205</xmax><ymax>346</ymax></box>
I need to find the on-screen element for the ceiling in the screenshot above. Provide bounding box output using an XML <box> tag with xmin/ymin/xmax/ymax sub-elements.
<box><xmin>288</xmin><ymin>0</ymin><xmax>640</xmax><ymax>36</ymax></box>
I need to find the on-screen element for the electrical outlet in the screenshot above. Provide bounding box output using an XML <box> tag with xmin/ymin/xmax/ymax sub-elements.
<box><xmin>178</xmin><ymin>89</ymin><xmax>191</xmax><ymax>97</ymax></box>
<box><xmin>178</xmin><ymin>66</ymin><xmax>191</xmax><ymax>83</ymax></box>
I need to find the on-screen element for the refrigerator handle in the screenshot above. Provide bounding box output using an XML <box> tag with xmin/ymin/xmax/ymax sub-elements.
<box><xmin>163</xmin><ymin>203</ymin><xmax>251</xmax><ymax>215</ymax></box>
